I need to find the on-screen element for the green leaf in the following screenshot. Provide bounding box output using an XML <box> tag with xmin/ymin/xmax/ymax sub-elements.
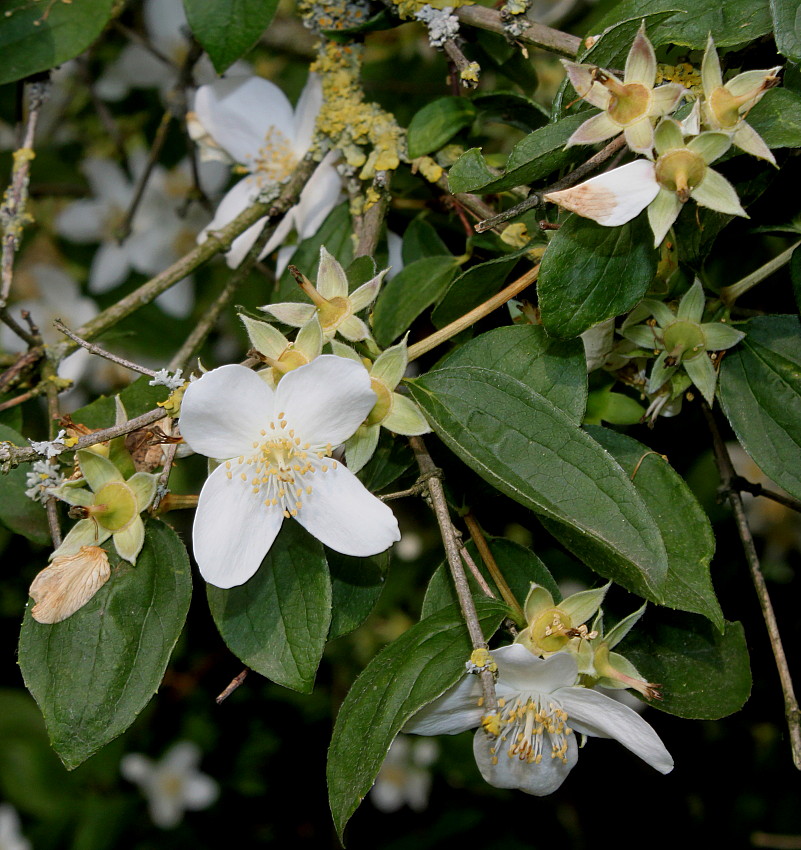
<box><xmin>792</xmin><ymin>244</ymin><xmax>801</xmax><ymax>313</ymax></box>
<box><xmin>719</xmin><ymin>315</ymin><xmax>801</xmax><ymax>501</ymax></box>
<box><xmin>621</xmin><ymin>612</ymin><xmax>751</xmax><ymax>719</ymax></box>
<box><xmin>207</xmin><ymin>521</ymin><xmax>331</xmax><ymax>693</ymax></box>
<box><xmin>471</xmin><ymin>92</ymin><xmax>549</xmax><ymax>133</ymax></box>
<box><xmin>0</xmin><ymin>424</ymin><xmax>51</xmax><ymax>545</ymax></box>
<box><xmin>406</xmin><ymin>97</ymin><xmax>477</xmax><ymax>159</ymax></box>
<box><xmin>183</xmin><ymin>0</ymin><xmax>280</xmax><ymax>72</ymax></box>
<box><xmin>538</xmin><ymin>213</ymin><xmax>658</xmax><ymax>339</ymax></box>
<box><xmin>421</xmin><ymin>537</ymin><xmax>559</xmax><ymax>619</ymax></box>
<box><xmin>18</xmin><ymin>520</ymin><xmax>192</xmax><ymax>769</ymax></box>
<box><xmin>356</xmin><ymin>430</ymin><xmax>415</xmax><ymax>493</ymax></box>
<box><xmin>401</xmin><ymin>217</ymin><xmax>450</xmax><ymax>264</ymax></box>
<box><xmin>591</xmin><ymin>0</ymin><xmax>772</xmax><ymax>49</ymax></box>
<box><xmin>747</xmin><ymin>88</ymin><xmax>801</xmax><ymax>149</ymax></box>
<box><xmin>327</xmin><ymin>599</ymin><xmax>508</xmax><ymax>841</ymax></box>
<box><xmin>0</xmin><ymin>0</ymin><xmax>115</xmax><ymax>85</ymax></box>
<box><xmin>577</xmin><ymin>11</ymin><xmax>679</xmax><ymax>68</ymax></box>
<box><xmin>433</xmin><ymin>324</ymin><xmax>587</xmax><ymax>423</ymax></box>
<box><xmin>770</xmin><ymin>0</ymin><xmax>801</xmax><ymax>61</ymax></box>
<box><xmin>447</xmin><ymin>114</ymin><xmax>586</xmax><ymax>194</ymax></box>
<box><xmin>328</xmin><ymin>550</ymin><xmax>388</xmax><ymax>640</ymax></box>
<box><xmin>70</xmin><ymin>375</ymin><xmax>170</xmax><ymax>430</ymax></box>
<box><xmin>586</xmin><ymin>426</ymin><xmax>723</xmax><ymax>629</ymax></box>
<box><xmin>372</xmin><ymin>256</ymin><xmax>460</xmax><ymax>347</ymax></box>
<box><xmin>584</xmin><ymin>386</ymin><xmax>645</xmax><ymax>425</ymax></box>
<box><xmin>431</xmin><ymin>251</ymin><xmax>525</xmax><ymax>329</ymax></box>
<box><xmin>408</xmin><ymin>367</ymin><xmax>669</xmax><ymax>598</ymax></box>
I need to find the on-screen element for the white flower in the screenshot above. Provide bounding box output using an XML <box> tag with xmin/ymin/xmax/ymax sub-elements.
<box><xmin>0</xmin><ymin>804</ymin><xmax>30</xmax><ymax>850</ymax></box>
<box><xmin>405</xmin><ymin>644</ymin><xmax>673</xmax><ymax>796</ymax></box>
<box><xmin>29</xmin><ymin>545</ymin><xmax>111</xmax><ymax>624</ymax></box>
<box><xmin>193</xmin><ymin>74</ymin><xmax>342</xmax><ymax>269</ymax></box>
<box><xmin>370</xmin><ymin>735</ymin><xmax>438</xmax><ymax>812</ymax></box>
<box><xmin>121</xmin><ymin>741</ymin><xmax>219</xmax><ymax>829</ymax></box>
<box><xmin>178</xmin><ymin>355</ymin><xmax>401</xmax><ymax>588</ymax></box>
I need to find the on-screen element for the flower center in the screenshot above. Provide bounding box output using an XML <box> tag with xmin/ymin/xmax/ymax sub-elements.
<box><xmin>708</xmin><ymin>87</ymin><xmax>743</xmax><ymax>129</ymax></box>
<box><xmin>252</xmin><ymin>127</ymin><xmax>298</xmax><ymax>184</ymax></box>
<box><xmin>364</xmin><ymin>378</ymin><xmax>392</xmax><ymax>426</ymax></box>
<box><xmin>94</xmin><ymin>481</ymin><xmax>138</xmax><ymax>532</ymax></box>
<box><xmin>607</xmin><ymin>82</ymin><xmax>652</xmax><ymax>126</ymax></box>
<box><xmin>655</xmin><ymin>149</ymin><xmax>706</xmax><ymax>202</ymax></box>
<box><xmin>530</xmin><ymin>607</ymin><xmax>574</xmax><ymax>653</ymax></box>
<box><xmin>662</xmin><ymin>319</ymin><xmax>706</xmax><ymax>361</ymax></box>
<box><xmin>223</xmin><ymin>413</ymin><xmax>335</xmax><ymax>518</ymax></box>
<box><xmin>483</xmin><ymin>695</ymin><xmax>573</xmax><ymax>766</ymax></box>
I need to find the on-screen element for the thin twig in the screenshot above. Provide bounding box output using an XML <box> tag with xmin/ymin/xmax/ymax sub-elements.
<box><xmin>355</xmin><ymin>171</ymin><xmax>391</xmax><ymax>258</ymax></box>
<box><xmin>455</xmin><ymin>5</ymin><xmax>581</xmax><ymax>57</ymax></box>
<box><xmin>731</xmin><ymin>476</ymin><xmax>801</xmax><ymax>515</ymax></box>
<box><xmin>53</xmin><ymin>319</ymin><xmax>158</xmax><ymax>377</ymax></box>
<box><xmin>407</xmin><ymin>263</ymin><xmax>539</xmax><ymax>362</ymax></box>
<box><xmin>464</xmin><ymin>512</ymin><xmax>524</xmax><ymax>620</ymax></box>
<box><xmin>409</xmin><ymin>436</ymin><xmax>497</xmax><ymax>712</ymax></box>
<box><xmin>216</xmin><ymin>669</ymin><xmax>249</xmax><ymax>704</ymax></box>
<box><xmin>719</xmin><ymin>240</ymin><xmax>801</xmax><ymax>306</ymax></box>
<box><xmin>458</xmin><ymin>543</ymin><xmax>496</xmax><ymax>599</ymax></box>
<box><xmin>703</xmin><ymin>403</ymin><xmax>801</xmax><ymax>770</ymax></box>
<box><xmin>442</xmin><ymin>39</ymin><xmax>479</xmax><ymax>88</ymax></box>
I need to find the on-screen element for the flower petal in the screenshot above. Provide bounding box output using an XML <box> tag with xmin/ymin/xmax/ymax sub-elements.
<box><xmin>701</xmin><ymin>35</ymin><xmax>723</xmax><ymax>96</ymax></box>
<box><xmin>404</xmin><ymin>673</ymin><xmax>483</xmax><ymax>735</ymax></box>
<box><xmin>295</xmin><ymin>461</ymin><xmax>400</xmax><ymax>556</ymax></box>
<box><xmin>316</xmin><ymin>245</ymin><xmax>349</xmax><ymax>299</ymax></box>
<box><xmin>183</xmin><ymin>774</ymin><xmax>220</xmax><ymax>809</ymax></box>
<box><xmin>691</xmin><ymin>169</ymin><xmax>747</xmax><ymax>216</ymax></box>
<box><xmin>180</xmin><ymin>364</ymin><xmax>275</xmax><ymax>459</ymax></box>
<box><xmin>650</xmin><ymin>83</ymin><xmax>685</xmax><ymax>117</ymax></box>
<box><xmin>344</xmin><ymin>424</ymin><xmax>380</xmax><ymax>474</ymax></box>
<box><xmin>55</xmin><ymin>199</ymin><xmax>106</xmax><ymax>242</ymax></box>
<box><xmin>625</xmin><ymin>24</ymin><xmax>656</xmax><ymax>86</ymax></box>
<box><xmin>384</xmin><ymin>394</ymin><xmax>430</xmax><ymax>436</ymax></box>
<box><xmin>259</xmin><ymin>301</ymin><xmax>317</xmax><ymax>327</ymax></box>
<box><xmin>732</xmin><ymin>122</ymin><xmax>777</xmax><ymax>166</ymax></box>
<box><xmin>545</xmin><ymin>160</ymin><xmax>658</xmax><ymax>227</ymax></box>
<box><xmin>30</xmin><ymin>546</ymin><xmax>111</xmax><ymax>623</ymax></box>
<box><xmin>89</xmin><ymin>241</ymin><xmax>130</xmax><ymax>293</ymax></box>
<box><xmin>113</xmin><ymin>516</ymin><xmax>145</xmax><ymax>563</ymax></box>
<box><xmin>561</xmin><ymin>61</ymin><xmax>611</xmax><ymax>109</ymax></box>
<box><xmin>647</xmin><ymin>187</ymin><xmax>682</xmax><ymax>247</ymax></box>
<box><xmin>473</xmin><ymin>727</ymin><xmax>578</xmax><ymax>795</ymax></box>
<box><xmin>292</xmin><ymin>73</ymin><xmax>323</xmax><ymax>156</ymax></box>
<box><xmin>557</xmin><ymin>686</ymin><xmax>674</xmax><ymax>773</ymax></box>
<box><xmin>624</xmin><ymin>118</ymin><xmax>655</xmax><ymax>155</ymax></box>
<box><xmin>193</xmin><ymin>463</ymin><xmax>284</xmax><ymax>587</ymax></box>
<box><xmin>491</xmin><ymin>644</ymin><xmax>579</xmax><ymax>693</ymax></box>
<box><xmin>276</xmin><ymin>354</ymin><xmax>374</xmax><ymax>447</ymax></box>
<box><xmin>565</xmin><ymin>112</ymin><xmax>621</xmax><ymax>147</ymax></box>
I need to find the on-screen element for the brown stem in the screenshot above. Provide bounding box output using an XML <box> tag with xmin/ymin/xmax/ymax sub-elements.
<box><xmin>464</xmin><ymin>512</ymin><xmax>524</xmax><ymax>620</ymax></box>
<box><xmin>703</xmin><ymin>403</ymin><xmax>801</xmax><ymax>770</ymax></box>
<box><xmin>354</xmin><ymin>171</ymin><xmax>391</xmax><ymax>258</ymax></box>
<box><xmin>456</xmin><ymin>5</ymin><xmax>581</xmax><ymax>57</ymax></box>
<box><xmin>458</xmin><ymin>543</ymin><xmax>496</xmax><ymax>598</ymax></box>
<box><xmin>216</xmin><ymin>669</ymin><xmax>249</xmax><ymax>704</ymax></box>
<box><xmin>53</xmin><ymin>320</ymin><xmax>158</xmax><ymax>377</ymax></box>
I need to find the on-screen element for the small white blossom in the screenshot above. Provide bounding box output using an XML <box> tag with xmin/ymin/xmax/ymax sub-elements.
<box><xmin>148</xmin><ymin>369</ymin><xmax>186</xmax><ymax>391</ymax></box>
<box><xmin>28</xmin><ymin>430</ymin><xmax>67</xmax><ymax>460</ymax></box>
<box><xmin>415</xmin><ymin>5</ymin><xmax>460</xmax><ymax>48</ymax></box>
<box><xmin>25</xmin><ymin>460</ymin><xmax>64</xmax><ymax>503</ymax></box>
<box><xmin>0</xmin><ymin>804</ymin><xmax>30</xmax><ymax>850</ymax></box>
<box><xmin>370</xmin><ymin>736</ymin><xmax>438</xmax><ymax>812</ymax></box>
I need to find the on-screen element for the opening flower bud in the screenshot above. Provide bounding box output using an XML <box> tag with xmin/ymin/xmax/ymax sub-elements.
<box><xmin>662</xmin><ymin>320</ymin><xmax>707</xmax><ymax>361</ymax></box>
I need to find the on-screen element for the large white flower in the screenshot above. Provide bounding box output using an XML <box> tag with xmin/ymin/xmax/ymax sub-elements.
<box><xmin>121</xmin><ymin>741</ymin><xmax>219</xmax><ymax>829</ymax></box>
<box><xmin>179</xmin><ymin>355</ymin><xmax>400</xmax><ymax>588</ymax></box>
<box><xmin>405</xmin><ymin>644</ymin><xmax>673</xmax><ymax>796</ymax></box>
<box><xmin>193</xmin><ymin>74</ymin><xmax>342</xmax><ymax>269</ymax></box>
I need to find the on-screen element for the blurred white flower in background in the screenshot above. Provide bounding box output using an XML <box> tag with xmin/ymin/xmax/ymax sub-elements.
<box><xmin>120</xmin><ymin>741</ymin><xmax>219</xmax><ymax>829</ymax></box>
<box><xmin>370</xmin><ymin>735</ymin><xmax>438</xmax><ymax>812</ymax></box>
<box><xmin>0</xmin><ymin>803</ymin><xmax>30</xmax><ymax>850</ymax></box>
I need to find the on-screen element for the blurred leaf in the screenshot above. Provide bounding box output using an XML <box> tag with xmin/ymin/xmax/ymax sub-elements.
<box><xmin>373</xmin><ymin>256</ymin><xmax>460</xmax><ymax>347</ymax></box>
<box><xmin>401</xmin><ymin>217</ymin><xmax>450</xmax><ymax>264</ymax></box>
<box><xmin>622</xmin><ymin>613</ymin><xmax>751</xmax><ymax>719</ymax></box>
<box><xmin>0</xmin><ymin>0</ymin><xmax>115</xmax><ymax>85</ymax></box>
<box><xmin>407</xmin><ymin>97</ymin><xmax>477</xmax><ymax>159</ymax></box>
<box><xmin>408</xmin><ymin>367</ymin><xmax>669</xmax><ymax>598</ymax></box>
<box><xmin>183</xmin><ymin>0</ymin><xmax>279</xmax><ymax>72</ymax></box>
<box><xmin>328</xmin><ymin>549</ymin><xmax>388</xmax><ymax>640</ymax></box>
<box><xmin>472</xmin><ymin>92</ymin><xmax>548</xmax><ymax>133</ymax></box>
<box><xmin>422</xmin><ymin>537</ymin><xmax>559</xmax><ymax>619</ymax></box>
<box><xmin>19</xmin><ymin>521</ymin><xmax>192</xmax><ymax>769</ymax></box>
<box><xmin>747</xmin><ymin>88</ymin><xmax>801</xmax><ymax>149</ymax></box>
<box><xmin>584</xmin><ymin>386</ymin><xmax>645</xmax><ymax>425</ymax></box>
<box><xmin>207</xmin><ymin>521</ymin><xmax>331</xmax><ymax>693</ymax></box>
<box><xmin>719</xmin><ymin>315</ymin><xmax>801</xmax><ymax>501</ymax></box>
<box><xmin>587</xmin><ymin>426</ymin><xmax>723</xmax><ymax>628</ymax></box>
<box><xmin>70</xmin><ymin>375</ymin><xmax>169</xmax><ymax>430</ymax></box>
<box><xmin>433</xmin><ymin>324</ymin><xmax>587</xmax><ymax>423</ymax></box>
<box><xmin>792</xmin><ymin>244</ymin><xmax>801</xmax><ymax>313</ymax></box>
<box><xmin>770</xmin><ymin>0</ymin><xmax>801</xmax><ymax>61</ymax></box>
<box><xmin>447</xmin><ymin>114</ymin><xmax>585</xmax><ymax>194</ymax></box>
<box><xmin>538</xmin><ymin>213</ymin><xmax>658</xmax><ymax>339</ymax></box>
<box><xmin>0</xmin><ymin>423</ymin><xmax>51</xmax><ymax>545</ymax></box>
<box><xmin>327</xmin><ymin>598</ymin><xmax>508</xmax><ymax>841</ymax></box>
<box><xmin>577</xmin><ymin>11</ymin><xmax>678</xmax><ymax>68</ymax></box>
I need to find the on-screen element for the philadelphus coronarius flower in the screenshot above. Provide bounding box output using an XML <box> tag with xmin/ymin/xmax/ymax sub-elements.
<box><xmin>563</xmin><ymin>23</ymin><xmax>685</xmax><ymax>155</ymax></box>
<box><xmin>241</xmin><ymin>313</ymin><xmax>323</xmax><ymax>390</ymax></box>
<box><xmin>178</xmin><ymin>355</ymin><xmax>400</xmax><ymax>588</ymax></box>
<box><xmin>405</xmin><ymin>645</ymin><xmax>673</xmax><ymax>795</ymax></box>
<box><xmin>194</xmin><ymin>74</ymin><xmax>341</xmax><ymax>269</ymax></box>
<box><xmin>260</xmin><ymin>246</ymin><xmax>387</xmax><ymax>343</ymax></box>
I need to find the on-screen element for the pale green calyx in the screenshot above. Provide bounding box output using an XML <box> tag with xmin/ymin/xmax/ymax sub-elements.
<box><xmin>49</xmin><ymin>449</ymin><xmax>159</xmax><ymax>564</ymax></box>
<box><xmin>241</xmin><ymin>313</ymin><xmax>323</xmax><ymax>388</ymax></box>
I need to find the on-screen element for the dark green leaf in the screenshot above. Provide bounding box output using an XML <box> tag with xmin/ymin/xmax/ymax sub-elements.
<box><xmin>791</xmin><ymin>244</ymin><xmax>801</xmax><ymax>313</ymax></box>
<box><xmin>357</xmin><ymin>430</ymin><xmax>415</xmax><ymax>492</ymax></box>
<box><xmin>207</xmin><ymin>521</ymin><xmax>331</xmax><ymax>693</ymax></box>
<box><xmin>70</xmin><ymin>375</ymin><xmax>170</xmax><ymax>430</ymax></box>
<box><xmin>747</xmin><ymin>88</ymin><xmax>801</xmax><ymax>149</ymax></box>
<box><xmin>447</xmin><ymin>115</ymin><xmax>586</xmax><ymax>194</ymax></box>
<box><xmin>19</xmin><ymin>521</ymin><xmax>192</xmax><ymax>768</ymax></box>
<box><xmin>408</xmin><ymin>367</ymin><xmax>669</xmax><ymax>598</ymax></box>
<box><xmin>0</xmin><ymin>0</ymin><xmax>115</xmax><ymax>85</ymax></box>
<box><xmin>577</xmin><ymin>11</ymin><xmax>678</xmax><ymax>68</ymax></box>
<box><xmin>434</xmin><ymin>324</ymin><xmax>587</xmax><ymax>423</ymax></box>
<box><xmin>622</xmin><ymin>612</ymin><xmax>751</xmax><ymax>719</ymax></box>
<box><xmin>328</xmin><ymin>550</ymin><xmax>388</xmax><ymax>640</ymax></box>
<box><xmin>770</xmin><ymin>0</ymin><xmax>801</xmax><ymax>61</ymax></box>
<box><xmin>0</xmin><ymin>424</ymin><xmax>51</xmax><ymax>545</ymax></box>
<box><xmin>587</xmin><ymin>426</ymin><xmax>723</xmax><ymax>629</ymax></box>
<box><xmin>346</xmin><ymin>255</ymin><xmax>377</xmax><ymax>289</ymax></box>
<box><xmin>183</xmin><ymin>0</ymin><xmax>280</xmax><ymax>73</ymax></box>
<box><xmin>472</xmin><ymin>92</ymin><xmax>548</xmax><ymax>133</ymax></box>
<box><xmin>584</xmin><ymin>386</ymin><xmax>645</xmax><ymax>425</ymax></box>
<box><xmin>327</xmin><ymin>599</ymin><xmax>507</xmax><ymax>841</ymax></box>
<box><xmin>422</xmin><ymin>537</ymin><xmax>559</xmax><ymax>619</ymax></box>
<box><xmin>401</xmin><ymin>217</ymin><xmax>450</xmax><ymax>265</ymax></box>
<box><xmin>373</xmin><ymin>256</ymin><xmax>460</xmax><ymax>347</ymax></box>
<box><xmin>719</xmin><ymin>315</ymin><xmax>801</xmax><ymax>501</ymax></box>
<box><xmin>538</xmin><ymin>213</ymin><xmax>658</xmax><ymax>339</ymax></box>
<box><xmin>406</xmin><ymin>97</ymin><xmax>477</xmax><ymax>159</ymax></box>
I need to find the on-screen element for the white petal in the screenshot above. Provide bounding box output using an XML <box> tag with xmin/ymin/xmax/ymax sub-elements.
<box><xmin>257</xmin><ymin>206</ymin><xmax>298</xmax><ymax>261</ymax></box>
<box><xmin>182</xmin><ymin>774</ymin><xmax>219</xmax><ymax>809</ymax></box>
<box><xmin>259</xmin><ymin>301</ymin><xmax>317</xmax><ymax>327</ymax></box>
<box><xmin>275</xmin><ymin>354</ymin><xmax>374</xmax><ymax>447</ymax></box>
<box><xmin>155</xmin><ymin>278</ymin><xmax>194</xmax><ymax>318</ymax></box>
<box><xmin>88</xmin><ymin>242</ymin><xmax>130</xmax><ymax>293</ymax></box>
<box><xmin>55</xmin><ymin>199</ymin><xmax>106</xmax><ymax>242</ymax></box>
<box><xmin>179</xmin><ymin>364</ymin><xmax>274</xmax><ymax>459</ymax></box>
<box><xmin>404</xmin><ymin>673</ymin><xmax>483</xmax><ymax>735</ymax></box>
<box><xmin>557</xmin><ymin>686</ymin><xmax>674</xmax><ymax>773</ymax></box>
<box><xmin>473</xmin><ymin>728</ymin><xmax>578</xmax><ymax>795</ymax></box>
<box><xmin>492</xmin><ymin>644</ymin><xmax>578</xmax><ymax>693</ymax></box>
<box><xmin>194</xmin><ymin>77</ymin><xmax>294</xmax><ymax>166</ymax></box>
<box><xmin>565</xmin><ymin>112</ymin><xmax>621</xmax><ymax>147</ymax></box>
<box><xmin>29</xmin><ymin>546</ymin><xmax>111</xmax><ymax>624</ymax></box>
<box><xmin>295</xmin><ymin>461</ymin><xmax>400</xmax><ymax>556</ymax></box>
<box><xmin>121</xmin><ymin>753</ymin><xmax>154</xmax><ymax>783</ymax></box>
<box><xmin>193</xmin><ymin>463</ymin><xmax>284</xmax><ymax>587</ymax></box>
<box><xmin>292</xmin><ymin>154</ymin><xmax>342</xmax><ymax>240</ymax></box>
<box><xmin>163</xmin><ymin>741</ymin><xmax>201</xmax><ymax>772</ymax></box>
<box><xmin>625</xmin><ymin>24</ymin><xmax>656</xmax><ymax>86</ymax></box>
<box><xmin>204</xmin><ymin>176</ymin><xmax>261</xmax><ymax>235</ymax></box>
<box><xmin>83</xmin><ymin>157</ymin><xmax>132</xmax><ymax>206</ymax></box>
<box><xmin>316</xmin><ymin>245</ymin><xmax>349</xmax><ymax>299</ymax></box>
<box><xmin>292</xmin><ymin>73</ymin><xmax>323</xmax><ymax>156</ymax></box>
<box><xmin>544</xmin><ymin>160</ymin><xmax>658</xmax><ymax>226</ymax></box>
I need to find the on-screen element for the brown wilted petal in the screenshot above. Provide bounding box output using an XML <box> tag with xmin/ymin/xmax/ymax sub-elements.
<box><xmin>29</xmin><ymin>546</ymin><xmax>111</xmax><ymax>624</ymax></box>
